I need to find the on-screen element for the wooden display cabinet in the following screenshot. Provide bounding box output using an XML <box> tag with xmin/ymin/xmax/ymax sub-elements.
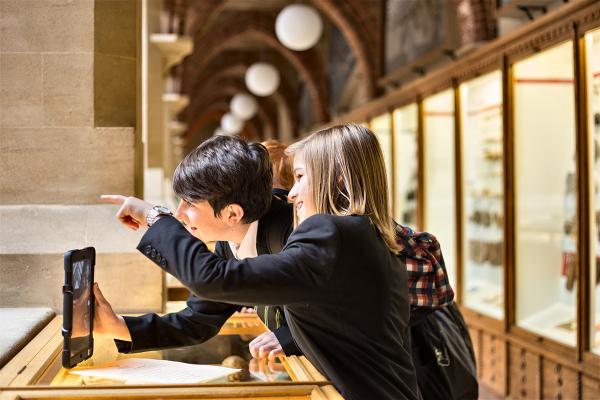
<box><xmin>334</xmin><ymin>1</ymin><xmax>600</xmax><ymax>397</ymax></box>
<box><xmin>0</xmin><ymin>314</ymin><xmax>341</xmax><ymax>400</ymax></box>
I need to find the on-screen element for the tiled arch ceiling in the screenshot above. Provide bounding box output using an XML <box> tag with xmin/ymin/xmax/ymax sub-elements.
<box><xmin>187</xmin><ymin>79</ymin><xmax>279</xmax><ymax>141</ymax></box>
<box><xmin>184</xmin><ymin>0</ymin><xmax>379</xmax><ymax>99</ymax></box>
<box><xmin>181</xmin><ymin>11</ymin><xmax>329</xmax><ymax>125</ymax></box>
<box><xmin>186</xmin><ymin>79</ymin><xmax>277</xmax><ymax>141</ymax></box>
<box><xmin>185</xmin><ymin>101</ymin><xmax>265</xmax><ymax>144</ymax></box>
<box><xmin>184</xmin><ymin>51</ymin><xmax>298</xmax><ymax>139</ymax></box>
<box><xmin>188</xmin><ymin>82</ymin><xmax>291</xmax><ymax>143</ymax></box>
<box><xmin>189</xmin><ymin>52</ymin><xmax>298</xmax><ymax>120</ymax></box>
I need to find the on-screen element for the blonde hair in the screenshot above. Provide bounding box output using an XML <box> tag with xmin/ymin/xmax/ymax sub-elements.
<box><xmin>261</xmin><ymin>139</ymin><xmax>294</xmax><ymax>190</ymax></box>
<box><xmin>287</xmin><ymin>124</ymin><xmax>400</xmax><ymax>253</ymax></box>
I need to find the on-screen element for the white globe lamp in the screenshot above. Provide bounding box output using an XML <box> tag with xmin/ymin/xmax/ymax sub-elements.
<box><xmin>275</xmin><ymin>5</ymin><xmax>323</xmax><ymax>51</ymax></box>
<box><xmin>221</xmin><ymin>113</ymin><xmax>243</xmax><ymax>135</ymax></box>
<box><xmin>231</xmin><ymin>93</ymin><xmax>258</xmax><ymax>120</ymax></box>
<box><xmin>214</xmin><ymin>127</ymin><xmax>224</xmax><ymax>136</ymax></box>
<box><xmin>245</xmin><ymin>62</ymin><xmax>280</xmax><ymax>97</ymax></box>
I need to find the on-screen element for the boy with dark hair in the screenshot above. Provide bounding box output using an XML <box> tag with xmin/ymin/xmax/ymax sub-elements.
<box><xmin>97</xmin><ymin>135</ymin><xmax>298</xmax><ymax>358</ymax></box>
<box><xmin>173</xmin><ymin>135</ymin><xmax>272</xmax><ymax>224</ymax></box>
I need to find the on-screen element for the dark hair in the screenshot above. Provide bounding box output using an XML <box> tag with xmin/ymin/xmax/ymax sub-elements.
<box><xmin>173</xmin><ymin>135</ymin><xmax>273</xmax><ymax>223</ymax></box>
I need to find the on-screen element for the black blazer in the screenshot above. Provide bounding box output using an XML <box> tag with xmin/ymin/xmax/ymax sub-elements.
<box><xmin>115</xmin><ymin>197</ymin><xmax>300</xmax><ymax>355</ymax></box>
<box><xmin>138</xmin><ymin>213</ymin><xmax>420</xmax><ymax>400</ymax></box>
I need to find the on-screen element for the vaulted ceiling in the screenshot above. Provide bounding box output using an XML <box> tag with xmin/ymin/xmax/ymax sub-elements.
<box><xmin>163</xmin><ymin>0</ymin><xmax>498</xmax><ymax>147</ymax></box>
<box><xmin>163</xmin><ymin>0</ymin><xmax>383</xmax><ymax>146</ymax></box>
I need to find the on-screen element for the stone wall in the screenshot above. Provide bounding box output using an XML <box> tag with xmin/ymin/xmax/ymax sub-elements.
<box><xmin>0</xmin><ymin>0</ymin><xmax>162</xmax><ymax>313</ymax></box>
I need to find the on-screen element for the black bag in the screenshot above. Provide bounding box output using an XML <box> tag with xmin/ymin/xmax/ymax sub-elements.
<box><xmin>410</xmin><ymin>303</ymin><xmax>478</xmax><ymax>400</ymax></box>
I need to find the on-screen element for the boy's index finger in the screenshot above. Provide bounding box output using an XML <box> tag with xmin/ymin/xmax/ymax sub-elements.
<box><xmin>100</xmin><ymin>194</ymin><xmax>127</xmax><ymax>205</ymax></box>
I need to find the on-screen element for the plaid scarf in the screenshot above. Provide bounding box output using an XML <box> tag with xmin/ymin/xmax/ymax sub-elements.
<box><xmin>395</xmin><ymin>223</ymin><xmax>455</xmax><ymax>308</ymax></box>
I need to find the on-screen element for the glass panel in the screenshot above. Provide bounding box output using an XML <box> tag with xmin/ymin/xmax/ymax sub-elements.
<box><xmin>40</xmin><ymin>317</ymin><xmax>293</xmax><ymax>386</ymax></box>
<box><xmin>393</xmin><ymin>103</ymin><xmax>419</xmax><ymax>227</ymax></box>
<box><xmin>514</xmin><ymin>41</ymin><xmax>577</xmax><ymax>346</ymax></box>
<box><xmin>460</xmin><ymin>71</ymin><xmax>504</xmax><ymax>319</ymax></box>
<box><xmin>423</xmin><ymin>89</ymin><xmax>457</xmax><ymax>292</ymax></box>
<box><xmin>586</xmin><ymin>28</ymin><xmax>600</xmax><ymax>354</ymax></box>
<box><xmin>371</xmin><ymin>113</ymin><xmax>394</xmax><ymax>204</ymax></box>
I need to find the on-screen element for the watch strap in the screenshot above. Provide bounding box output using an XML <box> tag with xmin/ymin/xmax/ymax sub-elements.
<box><xmin>147</xmin><ymin>206</ymin><xmax>172</xmax><ymax>227</ymax></box>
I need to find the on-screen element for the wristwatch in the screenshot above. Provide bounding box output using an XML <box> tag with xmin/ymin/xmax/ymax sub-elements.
<box><xmin>146</xmin><ymin>205</ymin><xmax>173</xmax><ymax>227</ymax></box>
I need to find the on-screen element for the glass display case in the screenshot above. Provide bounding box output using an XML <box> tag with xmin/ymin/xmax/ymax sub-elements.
<box><xmin>586</xmin><ymin>27</ymin><xmax>600</xmax><ymax>355</ymax></box>
<box><xmin>423</xmin><ymin>89</ymin><xmax>457</xmax><ymax>292</ymax></box>
<box><xmin>0</xmin><ymin>313</ymin><xmax>337</xmax><ymax>399</ymax></box>
<box><xmin>513</xmin><ymin>41</ymin><xmax>578</xmax><ymax>346</ymax></box>
<box><xmin>393</xmin><ymin>103</ymin><xmax>419</xmax><ymax>228</ymax></box>
<box><xmin>370</xmin><ymin>113</ymin><xmax>394</xmax><ymax>204</ymax></box>
<box><xmin>459</xmin><ymin>71</ymin><xmax>504</xmax><ymax>319</ymax></box>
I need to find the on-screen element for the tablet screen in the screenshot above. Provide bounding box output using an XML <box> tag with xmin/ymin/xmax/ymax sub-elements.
<box><xmin>70</xmin><ymin>258</ymin><xmax>92</xmax><ymax>357</ymax></box>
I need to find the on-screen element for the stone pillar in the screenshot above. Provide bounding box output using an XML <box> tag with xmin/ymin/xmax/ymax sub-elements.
<box><xmin>143</xmin><ymin>2</ymin><xmax>192</xmax><ymax>209</ymax></box>
<box><xmin>143</xmin><ymin>0</ymin><xmax>166</xmax><ymax>205</ymax></box>
<box><xmin>0</xmin><ymin>0</ymin><xmax>162</xmax><ymax>313</ymax></box>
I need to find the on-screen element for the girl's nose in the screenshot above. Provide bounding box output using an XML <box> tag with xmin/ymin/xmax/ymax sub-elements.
<box><xmin>287</xmin><ymin>186</ymin><xmax>298</xmax><ymax>203</ymax></box>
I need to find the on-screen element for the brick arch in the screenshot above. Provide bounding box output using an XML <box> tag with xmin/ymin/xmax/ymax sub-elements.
<box><xmin>186</xmin><ymin>103</ymin><xmax>225</xmax><ymax>139</ymax></box>
<box><xmin>189</xmin><ymin>82</ymin><xmax>278</xmax><ymax>140</ymax></box>
<box><xmin>182</xmin><ymin>12</ymin><xmax>328</xmax><ymax>123</ymax></box>
<box><xmin>186</xmin><ymin>60</ymin><xmax>298</xmax><ymax>137</ymax></box>
<box><xmin>185</xmin><ymin>104</ymin><xmax>263</xmax><ymax>145</ymax></box>
<box><xmin>185</xmin><ymin>0</ymin><xmax>379</xmax><ymax>102</ymax></box>
<box><xmin>191</xmin><ymin>57</ymin><xmax>297</xmax><ymax>119</ymax></box>
<box><xmin>183</xmin><ymin>1</ymin><xmax>228</xmax><ymax>37</ymax></box>
<box><xmin>186</xmin><ymin>109</ymin><xmax>263</xmax><ymax>147</ymax></box>
<box><xmin>192</xmin><ymin>83</ymin><xmax>278</xmax><ymax>137</ymax></box>
<box><xmin>186</xmin><ymin>95</ymin><xmax>275</xmax><ymax>144</ymax></box>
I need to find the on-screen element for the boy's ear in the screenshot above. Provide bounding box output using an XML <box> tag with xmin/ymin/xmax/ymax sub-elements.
<box><xmin>224</xmin><ymin>203</ymin><xmax>245</xmax><ymax>225</ymax></box>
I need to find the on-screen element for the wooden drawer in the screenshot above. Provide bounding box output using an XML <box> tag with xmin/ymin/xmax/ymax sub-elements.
<box><xmin>480</xmin><ymin>332</ymin><xmax>506</xmax><ymax>396</ymax></box>
<box><xmin>508</xmin><ymin>344</ymin><xmax>541</xmax><ymax>399</ymax></box>
<box><xmin>582</xmin><ymin>374</ymin><xmax>600</xmax><ymax>399</ymax></box>
<box><xmin>542</xmin><ymin>359</ymin><xmax>579</xmax><ymax>400</ymax></box>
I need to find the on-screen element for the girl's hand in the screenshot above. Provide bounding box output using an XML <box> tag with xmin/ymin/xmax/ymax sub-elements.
<box><xmin>249</xmin><ymin>331</ymin><xmax>284</xmax><ymax>360</ymax></box>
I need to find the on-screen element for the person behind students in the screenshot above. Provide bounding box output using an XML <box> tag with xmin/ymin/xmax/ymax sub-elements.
<box><xmin>396</xmin><ymin>223</ymin><xmax>478</xmax><ymax>399</ymax></box>
<box><xmin>95</xmin><ymin>135</ymin><xmax>300</xmax><ymax>359</ymax></box>
<box><xmin>261</xmin><ymin>139</ymin><xmax>293</xmax><ymax>201</ymax></box>
<box><xmin>102</xmin><ymin>124</ymin><xmax>421</xmax><ymax>400</ymax></box>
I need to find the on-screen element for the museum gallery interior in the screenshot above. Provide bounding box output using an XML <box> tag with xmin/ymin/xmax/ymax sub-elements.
<box><xmin>2</xmin><ymin>0</ymin><xmax>600</xmax><ymax>399</ymax></box>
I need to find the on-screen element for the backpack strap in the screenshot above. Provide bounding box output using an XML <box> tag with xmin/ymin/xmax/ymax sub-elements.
<box><xmin>257</xmin><ymin>196</ymin><xmax>293</xmax><ymax>255</ymax></box>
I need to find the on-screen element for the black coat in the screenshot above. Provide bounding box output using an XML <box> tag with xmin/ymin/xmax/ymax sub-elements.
<box><xmin>115</xmin><ymin>197</ymin><xmax>300</xmax><ymax>355</ymax></box>
<box><xmin>138</xmin><ymin>213</ymin><xmax>420</xmax><ymax>400</ymax></box>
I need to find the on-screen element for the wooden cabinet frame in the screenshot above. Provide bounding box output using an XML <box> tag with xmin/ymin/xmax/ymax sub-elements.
<box><xmin>0</xmin><ymin>316</ymin><xmax>341</xmax><ymax>400</ymax></box>
<box><xmin>333</xmin><ymin>1</ymin><xmax>600</xmax><ymax>397</ymax></box>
